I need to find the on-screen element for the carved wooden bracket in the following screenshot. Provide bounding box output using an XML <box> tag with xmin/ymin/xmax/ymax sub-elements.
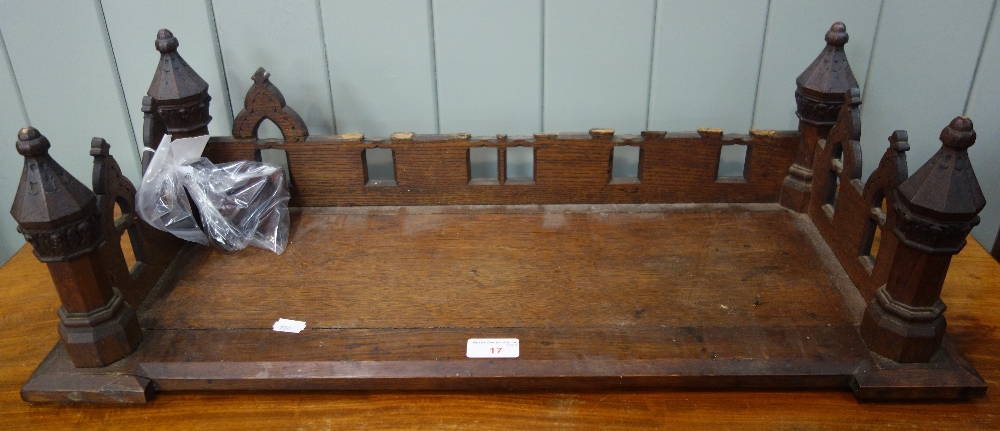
<box><xmin>233</xmin><ymin>67</ymin><xmax>308</xmax><ymax>143</ymax></box>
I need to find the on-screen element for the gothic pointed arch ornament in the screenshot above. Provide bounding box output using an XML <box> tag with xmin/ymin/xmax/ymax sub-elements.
<box><xmin>233</xmin><ymin>67</ymin><xmax>309</xmax><ymax>143</ymax></box>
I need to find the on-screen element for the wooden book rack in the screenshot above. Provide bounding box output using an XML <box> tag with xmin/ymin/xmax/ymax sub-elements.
<box><xmin>10</xmin><ymin>23</ymin><xmax>988</xmax><ymax>403</ymax></box>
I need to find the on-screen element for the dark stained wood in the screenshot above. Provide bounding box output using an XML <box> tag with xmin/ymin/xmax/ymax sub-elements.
<box><xmin>232</xmin><ymin>67</ymin><xmax>309</xmax><ymax>143</ymax></box>
<box><xmin>807</xmin><ymin>89</ymin><xmax>894</xmax><ymax>302</ymax></box>
<box><xmin>141</xmin><ymin>207</ymin><xmax>850</xmax><ymax>330</ymax></box>
<box><xmin>7</xmin><ymin>22</ymin><xmax>991</xmax><ymax>404</ymax></box>
<box><xmin>861</xmin><ymin>116</ymin><xmax>986</xmax><ymax>363</ymax></box>
<box><xmin>14</xmin><ymin>205</ymin><xmax>988</xmax><ymax>401</ymax></box>
<box><xmin>203</xmin><ymin>129</ymin><xmax>798</xmax><ymax>208</ymax></box>
<box><xmin>142</xmin><ymin>29</ymin><xmax>213</xmax><ymax>173</ymax></box>
<box><xmin>91</xmin><ymin>138</ymin><xmax>185</xmax><ymax>308</ymax></box>
<box><xmin>146</xmin><ymin>28</ymin><xmax>212</xmax><ymax>139</ymax></box>
<box><xmin>9</xmin><ymin>127</ymin><xmax>141</xmax><ymax>368</ymax></box>
<box><xmin>3</xmin><ymin>238</ymin><xmax>999</xmax><ymax>427</ymax></box>
<box><xmin>781</xmin><ymin>22</ymin><xmax>860</xmax><ymax>212</ymax></box>
<box><xmin>27</xmin><ymin>206</ymin><xmax>868</xmax><ymax>397</ymax></box>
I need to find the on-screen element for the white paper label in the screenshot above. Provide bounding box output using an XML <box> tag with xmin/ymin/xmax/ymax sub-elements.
<box><xmin>272</xmin><ymin>318</ymin><xmax>306</xmax><ymax>333</ymax></box>
<box><xmin>466</xmin><ymin>338</ymin><xmax>519</xmax><ymax>358</ymax></box>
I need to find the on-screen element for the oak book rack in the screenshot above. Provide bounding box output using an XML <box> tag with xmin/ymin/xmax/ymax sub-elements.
<box><xmin>10</xmin><ymin>23</ymin><xmax>989</xmax><ymax>403</ymax></box>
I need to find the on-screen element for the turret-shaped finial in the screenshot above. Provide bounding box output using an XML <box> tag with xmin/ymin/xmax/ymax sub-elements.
<box><xmin>795</xmin><ymin>22</ymin><xmax>860</xmax><ymax>126</ymax></box>
<box><xmin>10</xmin><ymin>128</ymin><xmax>144</xmax><ymax>367</ymax></box>
<box><xmin>10</xmin><ymin>127</ymin><xmax>102</xmax><ymax>261</ymax></box>
<box><xmin>897</xmin><ymin>116</ymin><xmax>985</xmax><ymax>222</ymax></box>
<box><xmin>146</xmin><ymin>28</ymin><xmax>212</xmax><ymax>138</ymax></box>
<box><xmin>861</xmin><ymin>116</ymin><xmax>987</xmax><ymax>363</ymax></box>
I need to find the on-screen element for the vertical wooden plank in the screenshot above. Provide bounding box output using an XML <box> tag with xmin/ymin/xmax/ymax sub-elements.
<box><xmin>433</xmin><ymin>0</ymin><xmax>542</xmax><ymax>136</ymax></box>
<box><xmin>860</xmin><ymin>0</ymin><xmax>993</xmax><ymax>182</ymax></box>
<box><xmin>965</xmin><ymin>1</ymin><xmax>1000</xmax><ymax>249</ymax></box>
<box><xmin>648</xmin><ymin>0</ymin><xmax>769</xmax><ymax>133</ymax></box>
<box><xmin>321</xmin><ymin>0</ymin><xmax>438</xmax><ymax>137</ymax></box>
<box><xmin>0</xmin><ymin>0</ymin><xmax>140</xmax><ymax>182</ymax></box>
<box><xmin>213</xmin><ymin>0</ymin><xmax>335</xmax><ymax>138</ymax></box>
<box><xmin>102</xmin><ymin>0</ymin><xmax>233</xmax><ymax>142</ymax></box>
<box><xmin>752</xmin><ymin>0</ymin><xmax>882</xmax><ymax>131</ymax></box>
<box><xmin>0</xmin><ymin>29</ymin><xmax>28</xmax><ymax>265</ymax></box>
<box><xmin>544</xmin><ymin>0</ymin><xmax>656</xmax><ymax>133</ymax></box>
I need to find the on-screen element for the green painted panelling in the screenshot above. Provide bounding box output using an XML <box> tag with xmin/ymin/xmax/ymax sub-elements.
<box><xmin>214</xmin><ymin>0</ymin><xmax>335</xmax><ymax>139</ymax></box>
<box><xmin>433</xmin><ymin>0</ymin><xmax>542</xmax><ymax>136</ymax></box>
<box><xmin>965</xmin><ymin>1</ymin><xmax>1000</xmax><ymax>249</ymax></box>
<box><xmin>321</xmin><ymin>0</ymin><xmax>438</xmax><ymax>137</ymax></box>
<box><xmin>752</xmin><ymin>0</ymin><xmax>881</xmax><ymax>131</ymax></box>
<box><xmin>860</xmin><ymin>0</ymin><xmax>993</xmax><ymax>185</ymax></box>
<box><xmin>544</xmin><ymin>0</ymin><xmax>656</xmax><ymax>133</ymax></box>
<box><xmin>0</xmin><ymin>0</ymin><xmax>139</xmax><ymax>184</ymax></box>
<box><xmin>0</xmin><ymin>28</ymin><xmax>28</xmax><ymax>265</ymax></box>
<box><xmin>0</xmin><ymin>0</ymin><xmax>143</xmax><ymax>267</ymax></box>
<box><xmin>103</xmin><ymin>0</ymin><xmax>234</xmax><ymax>146</ymax></box>
<box><xmin>648</xmin><ymin>0</ymin><xmax>769</xmax><ymax>133</ymax></box>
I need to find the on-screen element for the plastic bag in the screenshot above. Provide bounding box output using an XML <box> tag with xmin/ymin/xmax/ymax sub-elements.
<box><xmin>136</xmin><ymin>134</ymin><xmax>290</xmax><ymax>254</ymax></box>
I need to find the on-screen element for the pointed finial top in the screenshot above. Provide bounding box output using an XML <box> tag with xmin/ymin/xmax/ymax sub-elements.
<box><xmin>940</xmin><ymin>116</ymin><xmax>976</xmax><ymax>150</ymax></box>
<box><xmin>156</xmin><ymin>29</ymin><xmax>179</xmax><ymax>53</ymax></box>
<box><xmin>795</xmin><ymin>22</ymin><xmax>860</xmax><ymax>124</ymax></box>
<box><xmin>825</xmin><ymin>22</ymin><xmax>848</xmax><ymax>46</ymax></box>
<box><xmin>15</xmin><ymin>126</ymin><xmax>50</xmax><ymax>157</ymax></box>
<box><xmin>897</xmin><ymin>116</ymin><xmax>985</xmax><ymax>219</ymax></box>
<box><xmin>146</xmin><ymin>28</ymin><xmax>212</xmax><ymax>137</ymax></box>
<box><xmin>251</xmin><ymin>67</ymin><xmax>271</xmax><ymax>85</ymax></box>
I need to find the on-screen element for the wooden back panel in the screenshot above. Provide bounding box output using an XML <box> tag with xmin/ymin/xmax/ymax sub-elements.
<box><xmin>204</xmin><ymin>130</ymin><xmax>799</xmax><ymax>207</ymax></box>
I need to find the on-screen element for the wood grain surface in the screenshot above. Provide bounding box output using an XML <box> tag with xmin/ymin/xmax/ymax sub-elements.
<box><xmin>3</xmin><ymin>210</ymin><xmax>1000</xmax><ymax>429</ymax></box>
<box><xmin>145</xmin><ymin>208</ymin><xmax>846</xmax><ymax>329</ymax></box>
<box><xmin>203</xmin><ymin>130</ymin><xmax>798</xmax><ymax>207</ymax></box>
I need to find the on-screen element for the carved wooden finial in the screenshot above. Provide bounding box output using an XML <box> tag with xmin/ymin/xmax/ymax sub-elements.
<box><xmin>233</xmin><ymin>67</ymin><xmax>309</xmax><ymax>143</ymax></box>
<box><xmin>251</xmin><ymin>67</ymin><xmax>270</xmax><ymax>85</ymax></box>
<box><xmin>861</xmin><ymin>116</ymin><xmax>986</xmax><ymax>363</ymax></box>
<box><xmin>15</xmin><ymin>126</ymin><xmax>49</xmax><ymax>156</ymax></box>
<box><xmin>782</xmin><ymin>23</ymin><xmax>863</xmax><ymax>212</ymax></box>
<box><xmin>155</xmin><ymin>29</ymin><xmax>179</xmax><ymax>53</ymax></box>
<box><xmin>898</xmin><ymin>116</ymin><xmax>984</xmax><ymax>220</ymax></box>
<box><xmin>825</xmin><ymin>22</ymin><xmax>848</xmax><ymax>46</ymax></box>
<box><xmin>795</xmin><ymin>22</ymin><xmax>860</xmax><ymax>126</ymax></box>
<box><xmin>10</xmin><ymin>128</ymin><xmax>142</xmax><ymax>367</ymax></box>
<box><xmin>146</xmin><ymin>29</ymin><xmax>212</xmax><ymax>142</ymax></box>
<box><xmin>11</xmin><ymin>127</ymin><xmax>100</xmax><ymax>257</ymax></box>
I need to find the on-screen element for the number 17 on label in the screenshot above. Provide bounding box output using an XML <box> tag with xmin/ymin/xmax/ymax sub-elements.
<box><xmin>466</xmin><ymin>338</ymin><xmax>519</xmax><ymax>358</ymax></box>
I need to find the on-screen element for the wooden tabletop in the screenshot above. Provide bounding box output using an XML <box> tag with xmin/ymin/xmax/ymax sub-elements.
<box><xmin>2</xmin><ymin>238</ymin><xmax>999</xmax><ymax>430</ymax></box>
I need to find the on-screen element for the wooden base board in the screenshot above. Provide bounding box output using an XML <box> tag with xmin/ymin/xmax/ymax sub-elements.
<box><xmin>20</xmin><ymin>204</ymin><xmax>987</xmax><ymax>402</ymax></box>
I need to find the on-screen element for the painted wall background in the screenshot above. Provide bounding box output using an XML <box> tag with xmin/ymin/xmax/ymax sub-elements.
<box><xmin>0</xmin><ymin>0</ymin><xmax>998</xmax><ymax>265</ymax></box>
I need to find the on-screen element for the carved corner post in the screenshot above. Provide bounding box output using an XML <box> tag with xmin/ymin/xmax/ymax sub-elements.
<box><xmin>781</xmin><ymin>22</ymin><xmax>860</xmax><ymax>212</ymax></box>
<box><xmin>10</xmin><ymin>128</ymin><xmax>141</xmax><ymax>367</ymax></box>
<box><xmin>860</xmin><ymin>117</ymin><xmax>986</xmax><ymax>363</ymax></box>
<box><xmin>143</xmin><ymin>29</ymin><xmax>212</xmax><ymax>172</ymax></box>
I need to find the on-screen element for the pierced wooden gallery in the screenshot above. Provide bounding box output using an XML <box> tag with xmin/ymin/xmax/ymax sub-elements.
<box><xmin>9</xmin><ymin>23</ymin><xmax>988</xmax><ymax>403</ymax></box>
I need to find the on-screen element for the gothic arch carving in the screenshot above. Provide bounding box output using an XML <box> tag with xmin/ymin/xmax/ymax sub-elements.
<box><xmin>233</xmin><ymin>67</ymin><xmax>309</xmax><ymax>143</ymax></box>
